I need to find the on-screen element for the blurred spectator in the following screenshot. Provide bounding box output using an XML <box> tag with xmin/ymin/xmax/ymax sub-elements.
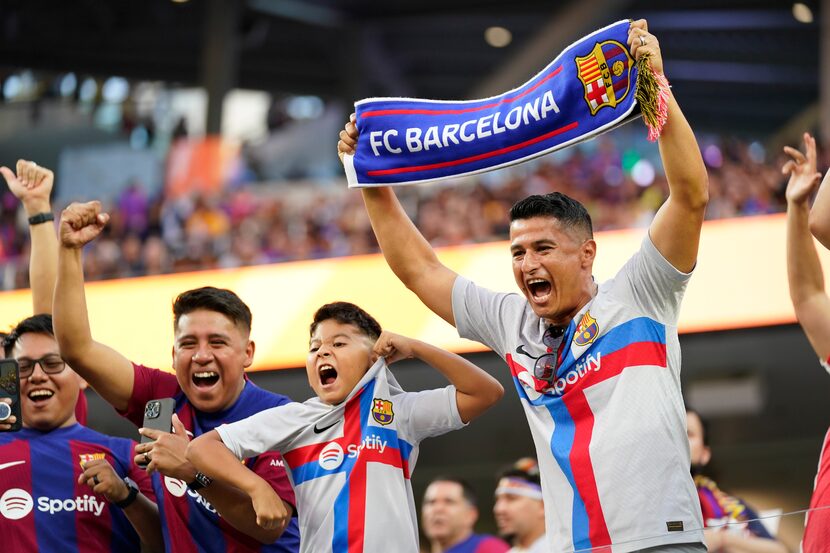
<box><xmin>421</xmin><ymin>477</ymin><xmax>509</xmax><ymax>553</ymax></box>
<box><xmin>686</xmin><ymin>408</ymin><xmax>788</xmax><ymax>552</ymax></box>
<box><xmin>493</xmin><ymin>458</ymin><xmax>546</xmax><ymax>553</ymax></box>
<box><xmin>0</xmin><ymin>135</ymin><xmax>796</xmax><ymax>291</ymax></box>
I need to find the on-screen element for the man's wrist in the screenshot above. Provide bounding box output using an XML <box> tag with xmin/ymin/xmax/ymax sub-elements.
<box><xmin>114</xmin><ymin>477</ymin><xmax>140</xmax><ymax>508</ymax></box>
<box><xmin>23</xmin><ymin>202</ymin><xmax>51</xmax><ymax>217</ymax></box>
<box><xmin>187</xmin><ymin>471</ymin><xmax>213</xmax><ymax>491</ymax></box>
<box><xmin>27</xmin><ymin>212</ymin><xmax>54</xmax><ymax>225</ymax></box>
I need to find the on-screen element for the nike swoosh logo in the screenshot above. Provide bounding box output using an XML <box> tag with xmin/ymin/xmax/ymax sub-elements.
<box><xmin>515</xmin><ymin>345</ymin><xmax>535</xmax><ymax>358</ymax></box>
<box><xmin>313</xmin><ymin>420</ymin><xmax>341</xmax><ymax>434</ymax></box>
<box><xmin>0</xmin><ymin>461</ymin><xmax>25</xmax><ymax>471</ymax></box>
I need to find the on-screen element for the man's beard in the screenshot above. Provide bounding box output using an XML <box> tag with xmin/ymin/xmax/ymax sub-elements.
<box><xmin>690</xmin><ymin>463</ymin><xmax>706</xmax><ymax>477</ymax></box>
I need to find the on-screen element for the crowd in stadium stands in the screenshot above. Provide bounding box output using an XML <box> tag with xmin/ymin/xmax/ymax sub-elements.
<box><xmin>0</xmin><ymin>137</ymin><xmax>803</xmax><ymax>290</ymax></box>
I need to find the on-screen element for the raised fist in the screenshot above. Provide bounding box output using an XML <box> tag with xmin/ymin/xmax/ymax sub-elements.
<box><xmin>59</xmin><ymin>201</ymin><xmax>110</xmax><ymax>249</ymax></box>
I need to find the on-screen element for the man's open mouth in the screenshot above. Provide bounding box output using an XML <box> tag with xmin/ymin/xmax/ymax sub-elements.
<box><xmin>527</xmin><ymin>278</ymin><xmax>552</xmax><ymax>300</ymax></box>
<box><xmin>319</xmin><ymin>364</ymin><xmax>338</xmax><ymax>386</ymax></box>
<box><xmin>192</xmin><ymin>371</ymin><xmax>220</xmax><ymax>388</ymax></box>
<box><xmin>28</xmin><ymin>389</ymin><xmax>54</xmax><ymax>404</ymax></box>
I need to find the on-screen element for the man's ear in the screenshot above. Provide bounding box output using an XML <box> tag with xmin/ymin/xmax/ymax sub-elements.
<box><xmin>243</xmin><ymin>340</ymin><xmax>255</xmax><ymax>368</ymax></box>
<box><xmin>581</xmin><ymin>238</ymin><xmax>597</xmax><ymax>268</ymax></box>
<box><xmin>701</xmin><ymin>445</ymin><xmax>712</xmax><ymax>467</ymax></box>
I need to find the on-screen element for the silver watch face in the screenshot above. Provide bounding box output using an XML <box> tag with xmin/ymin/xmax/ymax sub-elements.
<box><xmin>0</xmin><ymin>402</ymin><xmax>12</xmax><ymax>421</ymax></box>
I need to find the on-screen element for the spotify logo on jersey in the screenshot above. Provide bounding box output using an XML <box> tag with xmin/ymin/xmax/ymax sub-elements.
<box><xmin>0</xmin><ymin>489</ymin><xmax>33</xmax><ymax>519</ymax></box>
<box><xmin>164</xmin><ymin>476</ymin><xmax>187</xmax><ymax>497</ymax></box>
<box><xmin>318</xmin><ymin>442</ymin><xmax>344</xmax><ymax>470</ymax></box>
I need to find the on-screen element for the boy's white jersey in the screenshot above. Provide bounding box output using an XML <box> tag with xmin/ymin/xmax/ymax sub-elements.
<box><xmin>452</xmin><ymin>237</ymin><xmax>704</xmax><ymax>553</ymax></box>
<box><xmin>217</xmin><ymin>359</ymin><xmax>465</xmax><ymax>553</ymax></box>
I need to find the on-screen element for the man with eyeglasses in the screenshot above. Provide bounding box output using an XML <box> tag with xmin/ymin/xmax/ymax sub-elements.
<box><xmin>338</xmin><ymin>20</ymin><xmax>707</xmax><ymax>553</ymax></box>
<box><xmin>1</xmin><ymin>159</ymin><xmax>88</xmax><ymax>425</ymax></box>
<box><xmin>0</xmin><ymin>314</ymin><xmax>163</xmax><ymax>552</ymax></box>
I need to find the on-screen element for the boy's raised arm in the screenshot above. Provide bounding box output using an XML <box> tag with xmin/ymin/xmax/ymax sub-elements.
<box><xmin>373</xmin><ymin>331</ymin><xmax>503</xmax><ymax>422</ymax></box>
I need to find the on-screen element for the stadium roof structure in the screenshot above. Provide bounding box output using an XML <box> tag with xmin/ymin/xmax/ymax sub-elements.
<box><xmin>0</xmin><ymin>0</ymin><xmax>819</xmax><ymax>135</ymax></box>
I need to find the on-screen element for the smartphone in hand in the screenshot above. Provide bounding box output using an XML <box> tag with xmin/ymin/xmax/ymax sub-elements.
<box><xmin>0</xmin><ymin>359</ymin><xmax>22</xmax><ymax>432</ymax></box>
<box><xmin>138</xmin><ymin>398</ymin><xmax>176</xmax><ymax>467</ymax></box>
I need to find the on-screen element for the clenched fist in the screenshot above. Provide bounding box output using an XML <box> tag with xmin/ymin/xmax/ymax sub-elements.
<box><xmin>59</xmin><ymin>201</ymin><xmax>110</xmax><ymax>249</ymax></box>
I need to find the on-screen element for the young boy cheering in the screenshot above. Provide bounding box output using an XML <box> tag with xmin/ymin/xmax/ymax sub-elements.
<box><xmin>187</xmin><ymin>302</ymin><xmax>503</xmax><ymax>553</ymax></box>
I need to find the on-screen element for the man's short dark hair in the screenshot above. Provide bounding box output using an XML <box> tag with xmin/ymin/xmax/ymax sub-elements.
<box><xmin>310</xmin><ymin>302</ymin><xmax>382</xmax><ymax>341</ymax></box>
<box><xmin>173</xmin><ymin>287</ymin><xmax>252</xmax><ymax>333</ymax></box>
<box><xmin>509</xmin><ymin>192</ymin><xmax>593</xmax><ymax>239</ymax></box>
<box><xmin>427</xmin><ymin>476</ymin><xmax>478</xmax><ymax>508</ymax></box>
<box><xmin>686</xmin><ymin>407</ymin><xmax>710</xmax><ymax>447</ymax></box>
<box><xmin>4</xmin><ymin>314</ymin><xmax>55</xmax><ymax>357</ymax></box>
<box><xmin>498</xmin><ymin>457</ymin><xmax>541</xmax><ymax>486</ymax></box>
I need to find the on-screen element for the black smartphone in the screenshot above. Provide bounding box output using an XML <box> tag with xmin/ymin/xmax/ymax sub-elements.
<box><xmin>140</xmin><ymin>398</ymin><xmax>176</xmax><ymax>444</ymax></box>
<box><xmin>0</xmin><ymin>359</ymin><xmax>22</xmax><ymax>432</ymax></box>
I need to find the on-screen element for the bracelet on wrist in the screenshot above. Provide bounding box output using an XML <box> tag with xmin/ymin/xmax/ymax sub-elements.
<box><xmin>27</xmin><ymin>212</ymin><xmax>54</xmax><ymax>225</ymax></box>
<box><xmin>114</xmin><ymin>477</ymin><xmax>139</xmax><ymax>508</ymax></box>
<box><xmin>187</xmin><ymin>471</ymin><xmax>213</xmax><ymax>491</ymax></box>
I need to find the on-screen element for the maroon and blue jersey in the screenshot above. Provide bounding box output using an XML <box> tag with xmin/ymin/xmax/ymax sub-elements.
<box><xmin>445</xmin><ymin>534</ymin><xmax>510</xmax><ymax>553</ymax></box>
<box><xmin>123</xmin><ymin>363</ymin><xmax>300</xmax><ymax>553</ymax></box>
<box><xmin>0</xmin><ymin>423</ymin><xmax>154</xmax><ymax>553</ymax></box>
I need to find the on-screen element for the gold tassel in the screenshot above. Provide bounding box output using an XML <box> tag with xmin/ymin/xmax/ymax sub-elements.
<box><xmin>635</xmin><ymin>51</ymin><xmax>670</xmax><ymax>141</ymax></box>
<box><xmin>635</xmin><ymin>52</ymin><xmax>659</xmax><ymax>130</ymax></box>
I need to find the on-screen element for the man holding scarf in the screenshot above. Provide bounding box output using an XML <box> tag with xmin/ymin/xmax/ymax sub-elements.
<box><xmin>339</xmin><ymin>19</ymin><xmax>708</xmax><ymax>553</ymax></box>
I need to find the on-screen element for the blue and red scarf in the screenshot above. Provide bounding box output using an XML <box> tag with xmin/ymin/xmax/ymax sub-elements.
<box><xmin>343</xmin><ymin>19</ymin><xmax>667</xmax><ymax>188</ymax></box>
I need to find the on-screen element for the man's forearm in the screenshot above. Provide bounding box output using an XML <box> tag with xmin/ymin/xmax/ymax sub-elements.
<box><xmin>54</xmin><ymin>246</ymin><xmax>96</xmax><ymax>360</ymax></box>
<box><xmin>657</xmin><ymin>93</ymin><xmax>708</xmax><ymax>209</ymax></box>
<box><xmin>188</xmin><ymin>436</ymin><xmax>286</xmax><ymax>544</ymax></box>
<box><xmin>787</xmin><ymin>200</ymin><xmax>825</xmax><ymax>305</ymax></box>
<box><xmin>198</xmin><ymin>479</ymin><xmax>286</xmax><ymax>544</ymax></box>
<box><xmin>362</xmin><ymin>187</ymin><xmax>439</xmax><ymax>287</ymax></box>
<box><xmin>122</xmin><ymin>494</ymin><xmax>165</xmax><ymax>553</ymax></box>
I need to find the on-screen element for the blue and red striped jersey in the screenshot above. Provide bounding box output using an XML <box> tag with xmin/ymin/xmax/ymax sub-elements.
<box><xmin>0</xmin><ymin>423</ymin><xmax>154</xmax><ymax>553</ymax></box>
<box><xmin>123</xmin><ymin>364</ymin><xmax>300</xmax><ymax>553</ymax></box>
<box><xmin>445</xmin><ymin>534</ymin><xmax>510</xmax><ymax>553</ymax></box>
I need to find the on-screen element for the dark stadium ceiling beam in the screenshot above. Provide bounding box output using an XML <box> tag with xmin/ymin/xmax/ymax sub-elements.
<box><xmin>636</xmin><ymin>9</ymin><xmax>809</xmax><ymax>31</ymax></box>
<box><xmin>247</xmin><ymin>0</ymin><xmax>345</xmax><ymax>28</ymax></box>
<box><xmin>469</xmin><ymin>0</ymin><xmax>629</xmax><ymax>99</ymax></box>
<box><xmin>360</xmin><ymin>26</ymin><xmax>414</xmax><ymax>98</ymax></box>
<box><xmin>668</xmin><ymin>60</ymin><xmax>817</xmax><ymax>87</ymax></box>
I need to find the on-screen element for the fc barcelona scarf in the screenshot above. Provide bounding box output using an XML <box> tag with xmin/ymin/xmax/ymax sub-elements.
<box><xmin>343</xmin><ymin>19</ymin><xmax>668</xmax><ymax>188</ymax></box>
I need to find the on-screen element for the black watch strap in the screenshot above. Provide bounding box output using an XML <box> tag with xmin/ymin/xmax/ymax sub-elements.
<box><xmin>187</xmin><ymin>471</ymin><xmax>213</xmax><ymax>491</ymax></box>
<box><xmin>27</xmin><ymin>212</ymin><xmax>54</xmax><ymax>225</ymax></box>
<box><xmin>115</xmin><ymin>477</ymin><xmax>140</xmax><ymax>509</ymax></box>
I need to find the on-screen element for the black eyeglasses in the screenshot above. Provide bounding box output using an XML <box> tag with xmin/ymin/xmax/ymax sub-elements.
<box><xmin>18</xmin><ymin>356</ymin><xmax>66</xmax><ymax>379</ymax></box>
<box><xmin>533</xmin><ymin>326</ymin><xmax>566</xmax><ymax>382</ymax></box>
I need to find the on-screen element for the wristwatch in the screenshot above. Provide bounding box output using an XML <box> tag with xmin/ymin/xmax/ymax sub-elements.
<box><xmin>115</xmin><ymin>477</ymin><xmax>140</xmax><ymax>508</ymax></box>
<box><xmin>187</xmin><ymin>471</ymin><xmax>213</xmax><ymax>491</ymax></box>
<box><xmin>27</xmin><ymin>212</ymin><xmax>54</xmax><ymax>225</ymax></box>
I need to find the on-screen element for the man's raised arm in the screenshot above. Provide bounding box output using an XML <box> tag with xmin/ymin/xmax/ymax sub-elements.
<box><xmin>630</xmin><ymin>20</ymin><xmax>709</xmax><ymax>274</ymax></box>
<box><xmin>339</xmin><ymin>117</ymin><xmax>459</xmax><ymax>325</ymax></box>
<box><xmin>1</xmin><ymin>160</ymin><xmax>58</xmax><ymax>314</ymax></box>
<box><xmin>784</xmin><ymin>134</ymin><xmax>830</xmax><ymax>361</ymax></box>
<box><xmin>53</xmin><ymin>201</ymin><xmax>136</xmax><ymax>412</ymax></box>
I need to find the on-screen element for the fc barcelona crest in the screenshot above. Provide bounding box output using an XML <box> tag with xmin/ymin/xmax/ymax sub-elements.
<box><xmin>573</xmin><ymin>311</ymin><xmax>600</xmax><ymax>346</ymax></box>
<box><xmin>371</xmin><ymin>398</ymin><xmax>394</xmax><ymax>426</ymax></box>
<box><xmin>79</xmin><ymin>452</ymin><xmax>106</xmax><ymax>467</ymax></box>
<box><xmin>575</xmin><ymin>40</ymin><xmax>633</xmax><ymax>115</ymax></box>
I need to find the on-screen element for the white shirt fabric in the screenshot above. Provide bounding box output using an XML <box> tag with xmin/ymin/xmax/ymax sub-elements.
<box><xmin>217</xmin><ymin>358</ymin><xmax>465</xmax><ymax>553</ymax></box>
<box><xmin>452</xmin><ymin>236</ymin><xmax>704</xmax><ymax>553</ymax></box>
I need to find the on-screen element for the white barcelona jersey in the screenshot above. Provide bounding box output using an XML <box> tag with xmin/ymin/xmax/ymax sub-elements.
<box><xmin>217</xmin><ymin>359</ymin><xmax>464</xmax><ymax>553</ymax></box>
<box><xmin>452</xmin><ymin>236</ymin><xmax>704</xmax><ymax>553</ymax></box>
